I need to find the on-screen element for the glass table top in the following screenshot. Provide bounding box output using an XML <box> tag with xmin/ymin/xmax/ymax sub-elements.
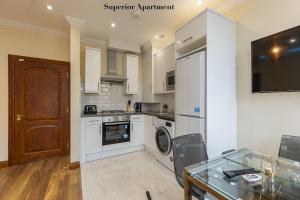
<box><xmin>186</xmin><ymin>149</ymin><xmax>300</xmax><ymax>200</ymax></box>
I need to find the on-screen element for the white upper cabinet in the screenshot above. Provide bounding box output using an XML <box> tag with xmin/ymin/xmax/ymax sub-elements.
<box><xmin>153</xmin><ymin>44</ymin><xmax>175</xmax><ymax>94</ymax></box>
<box><xmin>175</xmin><ymin>12</ymin><xmax>207</xmax><ymax>57</ymax></box>
<box><xmin>141</xmin><ymin>44</ymin><xmax>155</xmax><ymax>102</ymax></box>
<box><xmin>85</xmin><ymin>47</ymin><xmax>101</xmax><ymax>93</ymax></box>
<box><xmin>125</xmin><ymin>54</ymin><xmax>139</xmax><ymax>94</ymax></box>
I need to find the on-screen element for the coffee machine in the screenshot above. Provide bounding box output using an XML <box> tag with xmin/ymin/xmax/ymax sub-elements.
<box><xmin>134</xmin><ymin>102</ymin><xmax>142</xmax><ymax>112</ymax></box>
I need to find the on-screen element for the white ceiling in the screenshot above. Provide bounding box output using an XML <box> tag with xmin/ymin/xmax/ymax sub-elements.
<box><xmin>0</xmin><ymin>0</ymin><xmax>244</xmax><ymax>46</ymax></box>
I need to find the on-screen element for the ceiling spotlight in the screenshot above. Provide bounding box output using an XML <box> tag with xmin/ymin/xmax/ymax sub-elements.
<box><xmin>154</xmin><ymin>35</ymin><xmax>159</xmax><ymax>39</ymax></box>
<box><xmin>111</xmin><ymin>23</ymin><xmax>116</xmax><ymax>28</ymax></box>
<box><xmin>47</xmin><ymin>5</ymin><xmax>53</xmax><ymax>10</ymax></box>
<box><xmin>197</xmin><ymin>0</ymin><xmax>203</xmax><ymax>5</ymax></box>
<box><xmin>289</xmin><ymin>38</ymin><xmax>296</xmax><ymax>43</ymax></box>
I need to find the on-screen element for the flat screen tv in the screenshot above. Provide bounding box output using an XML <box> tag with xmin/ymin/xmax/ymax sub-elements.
<box><xmin>252</xmin><ymin>26</ymin><xmax>300</xmax><ymax>93</ymax></box>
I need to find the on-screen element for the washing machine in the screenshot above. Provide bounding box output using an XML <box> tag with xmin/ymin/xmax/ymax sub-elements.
<box><xmin>154</xmin><ymin>118</ymin><xmax>175</xmax><ymax>172</ymax></box>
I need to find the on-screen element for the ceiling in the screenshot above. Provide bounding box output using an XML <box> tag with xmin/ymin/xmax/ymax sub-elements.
<box><xmin>0</xmin><ymin>0</ymin><xmax>244</xmax><ymax>46</ymax></box>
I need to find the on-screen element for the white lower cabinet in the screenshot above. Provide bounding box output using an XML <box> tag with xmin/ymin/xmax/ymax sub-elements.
<box><xmin>131</xmin><ymin>115</ymin><xmax>144</xmax><ymax>146</ymax></box>
<box><xmin>85</xmin><ymin>117</ymin><xmax>102</xmax><ymax>154</ymax></box>
<box><xmin>81</xmin><ymin>114</ymin><xmax>158</xmax><ymax>163</ymax></box>
<box><xmin>144</xmin><ymin>115</ymin><xmax>156</xmax><ymax>155</ymax></box>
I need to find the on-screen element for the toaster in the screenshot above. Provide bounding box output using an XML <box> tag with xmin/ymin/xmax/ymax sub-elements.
<box><xmin>84</xmin><ymin>105</ymin><xmax>97</xmax><ymax>114</ymax></box>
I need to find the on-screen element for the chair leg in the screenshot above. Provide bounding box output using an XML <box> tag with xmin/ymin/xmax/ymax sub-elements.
<box><xmin>146</xmin><ymin>191</ymin><xmax>152</xmax><ymax>200</ymax></box>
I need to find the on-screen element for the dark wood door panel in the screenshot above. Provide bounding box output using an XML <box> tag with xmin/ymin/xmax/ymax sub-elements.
<box><xmin>9</xmin><ymin>55</ymin><xmax>70</xmax><ymax>165</ymax></box>
<box><xmin>24</xmin><ymin>67</ymin><xmax>61</xmax><ymax>120</ymax></box>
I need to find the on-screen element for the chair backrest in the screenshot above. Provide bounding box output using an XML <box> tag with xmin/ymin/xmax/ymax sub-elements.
<box><xmin>172</xmin><ymin>133</ymin><xmax>208</xmax><ymax>188</ymax></box>
<box><xmin>279</xmin><ymin>135</ymin><xmax>300</xmax><ymax>162</ymax></box>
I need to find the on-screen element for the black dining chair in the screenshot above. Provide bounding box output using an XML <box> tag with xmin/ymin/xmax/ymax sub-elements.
<box><xmin>279</xmin><ymin>135</ymin><xmax>300</xmax><ymax>162</ymax></box>
<box><xmin>172</xmin><ymin>133</ymin><xmax>208</xmax><ymax>200</ymax></box>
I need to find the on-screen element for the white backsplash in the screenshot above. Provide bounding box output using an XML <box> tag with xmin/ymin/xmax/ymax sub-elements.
<box><xmin>81</xmin><ymin>82</ymin><xmax>142</xmax><ymax>112</ymax></box>
<box><xmin>81</xmin><ymin>82</ymin><xmax>175</xmax><ymax>113</ymax></box>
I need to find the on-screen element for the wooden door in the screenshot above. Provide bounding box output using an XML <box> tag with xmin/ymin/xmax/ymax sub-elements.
<box><xmin>9</xmin><ymin>55</ymin><xmax>70</xmax><ymax>165</ymax></box>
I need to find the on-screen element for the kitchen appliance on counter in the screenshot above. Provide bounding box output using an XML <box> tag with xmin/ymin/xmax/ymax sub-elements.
<box><xmin>102</xmin><ymin>114</ymin><xmax>131</xmax><ymax>145</ymax></box>
<box><xmin>166</xmin><ymin>69</ymin><xmax>175</xmax><ymax>91</ymax></box>
<box><xmin>84</xmin><ymin>105</ymin><xmax>97</xmax><ymax>114</ymax></box>
<box><xmin>134</xmin><ymin>102</ymin><xmax>142</xmax><ymax>112</ymax></box>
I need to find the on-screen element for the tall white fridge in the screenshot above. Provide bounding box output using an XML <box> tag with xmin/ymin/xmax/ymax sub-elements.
<box><xmin>175</xmin><ymin>51</ymin><xmax>206</xmax><ymax>142</ymax></box>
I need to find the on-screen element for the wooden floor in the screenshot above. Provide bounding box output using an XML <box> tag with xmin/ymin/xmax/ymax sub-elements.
<box><xmin>0</xmin><ymin>157</ymin><xmax>82</xmax><ymax>200</ymax></box>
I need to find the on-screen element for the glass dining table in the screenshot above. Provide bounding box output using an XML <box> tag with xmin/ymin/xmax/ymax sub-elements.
<box><xmin>184</xmin><ymin>149</ymin><xmax>300</xmax><ymax>200</ymax></box>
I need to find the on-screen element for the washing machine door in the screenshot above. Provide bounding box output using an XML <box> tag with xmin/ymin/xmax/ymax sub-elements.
<box><xmin>156</xmin><ymin>127</ymin><xmax>172</xmax><ymax>155</ymax></box>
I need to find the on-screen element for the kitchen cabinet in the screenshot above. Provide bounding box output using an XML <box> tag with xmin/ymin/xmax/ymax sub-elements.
<box><xmin>131</xmin><ymin>115</ymin><xmax>144</xmax><ymax>146</ymax></box>
<box><xmin>85</xmin><ymin>117</ymin><xmax>102</xmax><ymax>154</ymax></box>
<box><xmin>144</xmin><ymin>115</ymin><xmax>156</xmax><ymax>155</ymax></box>
<box><xmin>85</xmin><ymin>47</ymin><xmax>101</xmax><ymax>93</ymax></box>
<box><xmin>141</xmin><ymin>44</ymin><xmax>155</xmax><ymax>102</ymax></box>
<box><xmin>153</xmin><ymin>44</ymin><xmax>175</xmax><ymax>94</ymax></box>
<box><xmin>125</xmin><ymin>54</ymin><xmax>139</xmax><ymax>94</ymax></box>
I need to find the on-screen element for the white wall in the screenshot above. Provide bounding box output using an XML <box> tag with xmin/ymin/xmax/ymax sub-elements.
<box><xmin>225</xmin><ymin>0</ymin><xmax>300</xmax><ymax>155</ymax></box>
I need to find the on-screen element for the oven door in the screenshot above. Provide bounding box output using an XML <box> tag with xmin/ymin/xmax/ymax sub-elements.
<box><xmin>102</xmin><ymin>121</ymin><xmax>130</xmax><ymax>145</ymax></box>
<box><xmin>166</xmin><ymin>70</ymin><xmax>175</xmax><ymax>91</ymax></box>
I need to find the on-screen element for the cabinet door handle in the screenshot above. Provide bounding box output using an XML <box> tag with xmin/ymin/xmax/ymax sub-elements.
<box><xmin>99</xmin><ymin>125</ymin><xmax>102</xmax><ymax>136</ymax></box>
<box><xmin>98</xmin><ymin>81</ymin><xmax>100</xmax><ymax>91</ymax></box>
<box><xmin>131</xmin><ymin>123</ymin><xmax>133</xmax><ymax>132</ymax></box>
<box><xmin>128</xmin><ymin>84</ymin><xmax>130</xmax><ymax>92</ymax></box>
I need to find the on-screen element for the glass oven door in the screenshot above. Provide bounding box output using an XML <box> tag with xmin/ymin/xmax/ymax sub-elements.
<box><xmin>102</xmin><ymin>121</ymin><xmax>130</xmax><ymax>145</ymax></box>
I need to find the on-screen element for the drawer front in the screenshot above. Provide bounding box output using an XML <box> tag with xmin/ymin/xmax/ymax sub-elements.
<box><xmin>85</xmin><ymin>117</ymin><xmax>102</xmax><ymax>126</ymax></box>
<box><xmin>130</xmin><ymin>115</ymin><xmax>144</xmax><ymax>122</ymax></box>
<box><xmin>175</xmin><ymin>13</ymin><xmax>206</xmax><ymax>47</ymax></box>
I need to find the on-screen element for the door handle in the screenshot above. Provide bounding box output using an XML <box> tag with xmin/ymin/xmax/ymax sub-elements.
<box><xmin>131</xmin><ymin>123</ymin><xmax>133</xmax><ymax>132</ymax></box>
<box><xmin>16</xmin><ymin>114</ymin><xmax>24</xmax><ymax>121</ymax></box>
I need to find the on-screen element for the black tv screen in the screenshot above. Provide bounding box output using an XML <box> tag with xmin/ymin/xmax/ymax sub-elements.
<box><xmin>252</xmin><ymin>26</ymin><xmax>300</xmax><ymax>92</ymax></box>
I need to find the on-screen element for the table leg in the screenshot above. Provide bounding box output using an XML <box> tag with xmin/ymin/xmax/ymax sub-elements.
<box><xmin>184</xmin><ymin>171</ymin><xmax>192</xmax><ymax>200</ymax></box>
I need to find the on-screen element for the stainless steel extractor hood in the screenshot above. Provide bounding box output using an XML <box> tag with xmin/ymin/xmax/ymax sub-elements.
<box><xmin>101</xmin><ymin>49</ymin><xmax>127</xmax><ymax>83</ymax></box>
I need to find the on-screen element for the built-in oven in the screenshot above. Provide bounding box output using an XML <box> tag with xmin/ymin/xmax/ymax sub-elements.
<box><xmin>166</xmin><ymin>69</ymin><xmax>175</xmax><ymax>91</ymax></box>
<box><xmin>102</xmin><ymin>115</ymin><xmax>130</xmax><ymax>145</ymax></box>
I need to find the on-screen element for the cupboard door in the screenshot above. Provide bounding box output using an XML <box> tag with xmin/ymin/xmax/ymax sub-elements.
<box><xmin>85</xmin><ymin>123</ymin><xmax>102</xmax><ymax>154</ymax></box>
<box><xmin>131</xmin><ymin>121</ymin><xmax>144</xmax><ymax>146</ymax></box>
<box><xmin>126</xmin><ymin>54</ymin><xmax>139</xmax><ymax>94</ymax></box>
<box><xmin>144</xmin><ymin>115</ymin><xmax>156</xmax><ymax>155</ymax></box>
<box><xmin>153</xmin><ymin>52</ymin><xmax>164</xmax><ymax>93</ymax></box>
<box><xmin>85</xmin><ymin>48</ymin><xmax>101</xmax><ymax>93</ymax></box>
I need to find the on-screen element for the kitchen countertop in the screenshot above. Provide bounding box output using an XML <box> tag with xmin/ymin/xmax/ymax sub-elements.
<box><xmin>81</xmin><ymin>112</ymin><xmax>175</xmax><ymax>122</ymax></box>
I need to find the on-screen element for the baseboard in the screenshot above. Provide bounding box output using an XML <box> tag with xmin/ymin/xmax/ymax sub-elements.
<box><xmin>0</xmin><ymin>161</ymin><xmax>8</xmax><ymax>169</ymax></box>
<box><xmin>85</xmin><ymin>145</ymin><xmax>144</xmax><ymax>163</ymax></box>
<box><xmin>69</xmin><ymin>161</ymin><xmax>80</xmax><ymax>170</ymax></box>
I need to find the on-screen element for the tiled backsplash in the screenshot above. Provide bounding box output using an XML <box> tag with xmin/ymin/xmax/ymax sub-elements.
<box><xmin>81</xmin><ymin>82</ymin><xmax>175</xmax><ymax>113</ymax></box>
<box><xmin>81</xmin><ymin>82</ymin><xmax>142</xmax><ymax>112</ymax></box>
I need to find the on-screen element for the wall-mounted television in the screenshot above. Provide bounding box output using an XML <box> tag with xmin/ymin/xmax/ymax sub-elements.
<box><xmin>251</xmin><ymin>26</ymin><xmax>300</xmax><ymax>93</ymax></box>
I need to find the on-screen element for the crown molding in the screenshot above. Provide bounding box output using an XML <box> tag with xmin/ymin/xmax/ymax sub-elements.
<box><xmin>81</xmin><ymin>36</ymin><xmax>107</xmax><ymax>46</ymax></box>
<box><xmin>0</xmin><ymin>18</ymin><xmax>67</xmax><ymax>38</ymax></box>
<box><xmin>216</xmin><ymin>0</ymin><xmax>246</xmax><ymax>13</ymax></box>
<box><xmin>65</xmin><ymin>16</ymin><xmax>85</xmax><ymax>27</ymax></box>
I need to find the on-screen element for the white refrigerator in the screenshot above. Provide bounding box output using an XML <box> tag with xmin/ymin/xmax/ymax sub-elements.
<box><xmin>175</xmin><ymin>50</ymin><xmax>206</xmax><ymax>142</ymax></box>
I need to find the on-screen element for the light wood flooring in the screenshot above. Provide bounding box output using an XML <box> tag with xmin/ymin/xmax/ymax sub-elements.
<box><xmin>81</xmin><ymin>151</ymin><xmax>185</xmax><ymax>200</ymax></box>
<box><xmin>0</xmin><ymin>156</ymin><xmax>81</xmax><ymax>200</ymax></box>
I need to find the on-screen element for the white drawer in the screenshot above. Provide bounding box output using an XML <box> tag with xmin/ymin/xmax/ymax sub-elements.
<box><xmin>130</xmin><ymin>115</ymin><xmax>144</xmax><ymax>122</ymax></box>
<box><xmin>175</xmin><ymin>12</ymin><xmax>207</xmax><ymax>48</ymax></box>
<box><xmin>85</xmin><ymin>117</ymin><xmax>102</xmax><ymax>126</ymax></box>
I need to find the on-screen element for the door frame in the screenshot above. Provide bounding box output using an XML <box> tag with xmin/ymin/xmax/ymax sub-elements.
<box><xmin>8</xmin><ymin>55</ymin><xmax>71</xmax><ymax>166</ymax></box>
